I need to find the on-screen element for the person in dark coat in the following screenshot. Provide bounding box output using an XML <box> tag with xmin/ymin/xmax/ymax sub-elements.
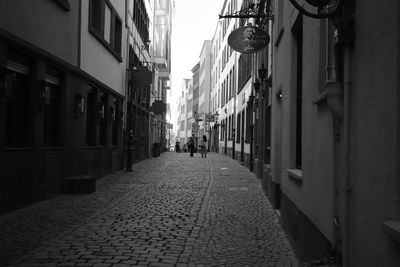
<box><xmin>188</xmin><ymin>135</ymin><xmax>195</xmax><ymax>157</ymax></box>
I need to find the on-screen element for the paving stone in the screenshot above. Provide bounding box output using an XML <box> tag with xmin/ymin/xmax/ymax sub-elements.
<box><xmin>1</xmin><ymin>152</ymin><xmax>299</xmax><ymax>266</ymax></box>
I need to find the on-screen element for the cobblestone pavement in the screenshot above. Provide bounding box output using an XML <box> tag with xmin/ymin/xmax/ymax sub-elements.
<box><xmin>0</xmin><ymin>152</ymin><xmax>299</xmax><ymax>267</ymax></box>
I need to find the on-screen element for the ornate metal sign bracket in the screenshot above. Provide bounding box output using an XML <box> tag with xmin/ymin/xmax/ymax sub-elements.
<box><xmin>219</xmin><ymin>0</ymin><xmax>273</xmax><ymax>24</ymax></box>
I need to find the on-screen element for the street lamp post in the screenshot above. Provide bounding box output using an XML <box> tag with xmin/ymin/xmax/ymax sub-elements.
<box><xmin>214</xmin><ymin>111</ymin><xmax>219</xmax><ymax>153</ymax></box>
<box><xmin>247</xmin><ymin>94</ymin><xmax>255</xmax><ymax>172</ymax></box>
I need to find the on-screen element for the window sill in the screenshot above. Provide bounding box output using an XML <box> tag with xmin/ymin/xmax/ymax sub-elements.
<box><xmin>382</xmin><ymin>220</ymin><xmax>400</xmax><ymax>244</ymax></box>
<box><xmin>287</xmin><ymin>169</ymin><xmax>303</xmax><ymax>182</ymax></box>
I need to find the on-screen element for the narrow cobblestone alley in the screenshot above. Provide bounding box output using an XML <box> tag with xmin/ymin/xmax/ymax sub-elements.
<box><xmin>0</xmin><ymin>152</ymin><xmax>298</xmax><ymax>267</ymax></box>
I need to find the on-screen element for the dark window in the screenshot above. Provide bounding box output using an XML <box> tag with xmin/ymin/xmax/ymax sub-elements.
<box><xmin>237</xmin><ymin>112</ymin><xmax>241</xmax><ymax>142</ymax></box>
<box><xmin>4</xmin><ymin>51</ymin><xmax>30</xmax><ymax>147</ymax></box>
<box><xmin>264</xmin><ymin>106</ymin><xmax>271</xmax><ymax>164</ymax></box>
<box><xmin>228</xmin><ymin>116</ymin><xmax>231</xmax><ymax>140</ymax></box>
<box><xmin>90</xmin><ymin>0</ymin><xmax>103</xmax><ymax>34</ymax></box>
<box><xmin>293</xmin><ymin>16</ymin><xmax>303</xmax><ymax>169</ymax></box>
<box><xmin>111</xmin><ymin>97</ymin><xmax>119</xmax><ymax>146</ymax></box>
<box><xmin>86</xmin><ymin>86</ymin><xmax>97</xmax><ymax>146</ymax></box>
<box><xmin>238</xmin><ymin>54</ymin><xmax>252</xmax><ymax>93</ymax></box>
<box><xmin>114</xmin><ymin>17</ymin><xmax>122</xmax><ymax>55</ymax></box>
<box><xmin>245</xmin><ymin>105</ymin><xmax>251</xmax><ymax>143</ymax></box>
<box><xmin>241</xmin><ymin>110</ymin><xmax>245</xmax><ymax>142</ymax></box>
<box><xmin>99</xmin><ymin>92</ymin><xmax>108</xmax><ymax>146</ymax></box>
<box><xmin>133</xmin><ymin>0</ymin><xmax>150</xmax><ymax>49</ymax></box>
<box><xmin>44</xmin><ymin>67</ymin><xmax>61</xmax><ymax>146</ymax></box>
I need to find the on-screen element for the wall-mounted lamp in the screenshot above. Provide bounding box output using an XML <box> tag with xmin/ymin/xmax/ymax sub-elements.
<box><xmin>110</xmin><ymin>107</ymin><xmax>116</xmax><ymax>122</ymax></box>
<box><xmin>39</xmin><ymin>82</ymin><xmax>50</xmax><ymax>110</ymax></box>
<box><xmin>253</xmin><ymin>78</ymin><xmax>261</xmax><ymax>95</ymax></box>
<box><xmin>214</xmin><ymin>111</ymin><xmax>219</xmax><ymax>123</ymax></box>
<box><xmin>247</xmin><ymin>94</ymin><xmax>255</xmax><ymax>110</ymax></box>
<box><xmin>258</xmin><ymin>64</ymin><xmax>268</xmax><ymax>80</ymax></box>
<box><xmin>99</xmin><ymin>104</ymin><xmax>105</xmax><ymax>119</ymax></box>
<box><xmin>75</xmin><ymin>93</ymin><xmax>85</xmax><ymax>114</ymax></box>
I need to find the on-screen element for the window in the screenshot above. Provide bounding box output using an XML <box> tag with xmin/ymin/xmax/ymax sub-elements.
<box><xmin>238</xmin><ymin>54</ymin><xmax>252</xmax><ymax>93</ymax></box>
<box><xmin>228</xmin><ymin>116</ymin><xmax>231</xmax><ymax>140</ymax></box>
<box><xmin>104</xmin><ymin>4</ymin><xmax>112</xmax><ymax>44</ymax></box>
<box><xmin>86</xmin><ymin>86</ymin><xmax>97</xmax><ymax>146</ymax></box>
<box><xmin>292</xmin><ymin>16</ymin><xmax>303</xmax><ymax>169</ymax></box>
<box><xmin>3</xmin><ymin>50</ymin><xmax>30</xmax><ymax>147</ymax></box>
<box><xmin>44</xmin><ymin>67</ymin><xmax>62</xmax><ymax>146</ymax></box>
<box><xmin>245</xmin><ymin>105</ymin><xmax>251</xmax><ymax>143</ymax></box>
<box><xmin>99</xmin><ymin>92</ymin><xmax>108</xmax><ymax>146</ymax></box>
<box><xmin>89</xmin><ymin>0</ymin><xmax>122</xmax><ymax>60</ymax></box>
<box><xmin>111</xmin><ymin>97</ymin><xmax>119</xmax><ymax>146</ymax></box>
<box><xmin>237</xmin><ymin>112</ymin><xmax>241</xmax><ymax>142</ymax></box>
<box><xmin>133</xmin><ymin>0</ymin><xmax>150</xmax><ymax>47</ymax></box>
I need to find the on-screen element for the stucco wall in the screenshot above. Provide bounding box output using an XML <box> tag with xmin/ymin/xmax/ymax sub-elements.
<box><xmin>276</xmin><ymin>4</ymin><xmax>334</xmax><ymax>242</ymax></box>
<box><xmin>80</xmin><ymin>0</ymin><xmax>127</xmax><ymax>95</ymax></box>
<box><xmin>350</xmin><ymin>0</ymin><xmax>400</xmax><ymax>266</ymax></box>
<box><xmin>0</xmin><ymin>0</ymin><xmax>79</xmax><ymax>66</ymax></box>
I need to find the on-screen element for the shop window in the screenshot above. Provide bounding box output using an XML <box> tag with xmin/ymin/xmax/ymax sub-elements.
<box><xmin>245</xmin><ymin>106</ymin><xmax>251</xmax><ymax>143</ymax></box>
<box><xmin>99</xmin><ymin>92</ymin><xmax>108</xmax><ymax>146</ymax></box>
<box><xmin>228</xmin><ymin>116</ymin><xmax>231</xmax><ymax>140</ymax></box>
<box><xmin>4</xmin><ymin>50</ymin><xmax>31</xmax><ymax>147</ymax></box>
<box><xmin>86</xmin><ymin>86</ymin><xmax>97</xmax><ymax>146</ymax></box>
<box><xmin>237</xmin><ymin>112</ymin><xmax>241</xmax><ymax>142</ymax></box>
<box><xmin>44</xmin><ymin>66</ymin><xmax>61</xmax><ymax>146</ymax></box>
<box><xmin>111</xmin><ymin>97</ymin><xmax>119</xmax><ymax>146</ymax></box>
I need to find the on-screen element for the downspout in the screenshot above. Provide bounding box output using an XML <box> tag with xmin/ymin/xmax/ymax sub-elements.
<box><xmin>342</xmin><ymin>44</ymin><xmax>352</xmax><ymax>267</ymax></box>
<box><xmin>326</xmin><ymin>11</ymin><xmax>354</xmax><ymax>266</ymax></box>
<box><xmin>325</xmin><ymin>18</ymin><xmax>342</xmax><ymax>262</ymax></box>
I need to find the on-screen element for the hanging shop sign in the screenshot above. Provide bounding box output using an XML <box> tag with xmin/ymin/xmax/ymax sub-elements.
<box><xmin>228</xmin><ymin>26</ymin><xmax>270</xmax><ymax>54</ymax></box>
<box><xmin>205</xmin><ymin>113</ymin><xmax>214</xmax><ymax>122</ymax></box>
<box><xmin>152</xmin><ymin>100</ymin><xmax>166</xmax><ymax>114</ymax></box>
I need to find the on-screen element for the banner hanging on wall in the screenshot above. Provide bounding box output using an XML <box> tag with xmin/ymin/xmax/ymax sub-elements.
<box><xmin>228</xmin><ymin>26</ymin><xmax>270</xmax><ymax>54</ymax></box>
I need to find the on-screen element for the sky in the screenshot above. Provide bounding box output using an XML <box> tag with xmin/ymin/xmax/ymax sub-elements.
<box><xmin>168</xmin><ymin>0</ymin><xmax>225</xmax><ymax>125</ymax></box>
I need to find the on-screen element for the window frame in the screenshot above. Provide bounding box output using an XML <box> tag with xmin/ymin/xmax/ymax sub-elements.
<box><xmin>89</xmin><ymin>0</ymin><xmax>123</xmax><ymax>61</ymax></box>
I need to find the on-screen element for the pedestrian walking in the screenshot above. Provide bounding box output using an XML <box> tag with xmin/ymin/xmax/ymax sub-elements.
<box><xmin>200</xmin><ymin>135</ymin><xmax>207</xmax><ymax>158</ymax></box>
<box><xmin>188</xmin><ymin>135</ymin><xmax>195</xmax><ymax>157</ymax></box>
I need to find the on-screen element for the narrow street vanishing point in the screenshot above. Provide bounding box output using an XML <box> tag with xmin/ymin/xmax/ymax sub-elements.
<box><xmin>0</xmin><ymin>152</ymin><xmax>298</xmax><ymax>267</ymax></box>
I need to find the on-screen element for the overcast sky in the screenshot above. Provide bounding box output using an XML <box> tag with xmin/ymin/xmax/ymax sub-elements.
<box><xmin>169</xmin><ymin>0</ymin><xmax>225</xmax><ymax>124</ymax></box>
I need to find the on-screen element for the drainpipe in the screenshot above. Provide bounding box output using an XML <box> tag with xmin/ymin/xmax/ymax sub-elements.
<box><xmin>342</xmin><ymin>44</ymin><xmax>352</xmax><ymax>267</ymax></box>
<box><xmin>326</xmin><ymin>15</ymin><xmax>354</xmax><ymax>266</ymax></box>
<box><xmin>326</xmin><ymin>19</ymin><xmax>342</xmax><ymax>261</ymax></box>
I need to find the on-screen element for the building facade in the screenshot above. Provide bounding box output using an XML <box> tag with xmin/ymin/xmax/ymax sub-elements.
<box><xmin>0</xmin><ymin>0</ymin><xmax>174</xmax><ymax>214</ymax></box>
<box><xmin>270</xmin><ymin>0</ymin><xmax>400</xmax><ymax>266</ymax></box>
<box><xmin>0</xmin><ymin>0</ymin><xmax>126</xmax><ymax>213</ymax></box>
<box><xmin>207</xmin><ymin>0</ymin><xmax>400</xmax><ymax>266</ymax></box>
<box><xmin>198</xmin><ymin>40</ymin><xmax>212</xmax><ymax>144</ymax></box>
